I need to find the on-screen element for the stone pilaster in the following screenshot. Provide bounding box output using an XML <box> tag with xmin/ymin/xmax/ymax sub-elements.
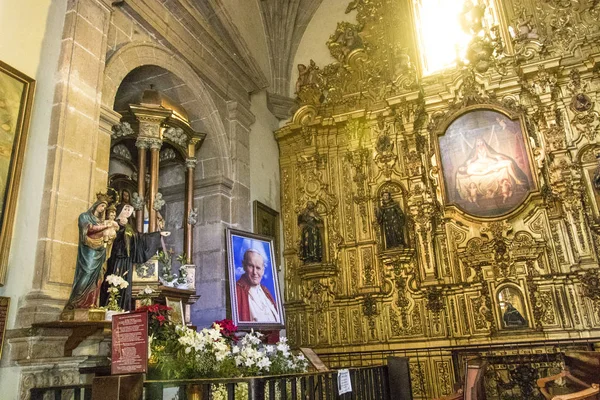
<box><xmin>18</xmin><ymin>0</ymin><xmax>114</xmax><ymax>327</ymax></box>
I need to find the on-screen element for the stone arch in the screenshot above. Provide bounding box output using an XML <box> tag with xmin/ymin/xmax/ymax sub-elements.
<box><xmin>102</xmin><ymin>42</ymin><xmax>232</xmax><ymax>181</ymax></box>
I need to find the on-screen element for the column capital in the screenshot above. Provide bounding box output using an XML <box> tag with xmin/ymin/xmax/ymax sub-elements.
<box><xmin>149</xmin><ymin>138</ymin><xmax>163</xmax><ymax>150</ymax></box>
<box><xmin>135</xmin><ymin>137</ymin><xmax>151</xmax><ymax>149</ymax></box>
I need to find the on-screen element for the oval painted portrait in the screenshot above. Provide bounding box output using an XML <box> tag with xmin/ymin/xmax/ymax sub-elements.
<box><xmin>438</xmin><ymin>109</ymin><xmax>535</xmax><ymax>218</ymax></box>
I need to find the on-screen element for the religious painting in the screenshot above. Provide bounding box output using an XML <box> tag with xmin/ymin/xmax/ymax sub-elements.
<box><xmin>0</xmin><ymin>61</ymin><xmax>35</xmax><ymax>286</ymax></box>
<box><xmin>226</xmin><ymin>228</ymin><xmax>284</xmax><ymax>330</ymax></box>
<box><xmin>497</xmin><ymin>286</ymin><xmax>529</xmax><ymax>330</ymax></box>
<box><xmin>438</xmin><ymin>109</ymin><xmax>536</xmax><ymax>218</ymax></box>
<box><xmin>165</xmin><ymin>297</ymin><xmax>185</xmax><ymax>326</ymax></box>
<box><xmin>253</xmin><ymin>201</ymin><xmax>281</xmax><ymax>270</ymax></box>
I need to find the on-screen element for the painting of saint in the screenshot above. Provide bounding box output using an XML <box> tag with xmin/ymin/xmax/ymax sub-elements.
<box><xmin>439</xmin><ymin>110</ymin><xmax>535</xmax><ymax>218</ymax></box>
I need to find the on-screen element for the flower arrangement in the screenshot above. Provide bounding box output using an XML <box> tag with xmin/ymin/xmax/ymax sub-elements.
<box><xmin>136</xmin><ymin>304</ymin><xmax>173</xmax><ymax>340</ymax></box>
<box><xmin>105</xmin><ymin>274</ymin><xmax>129</xmax><ymax>311</ymax></box>
<box><xmin>158</xmin><ymin>249</ymin><xmax>190</xmax><ymax>287</ymax></box>
<box><xmin>145</xmin><ymin>316</ymin><xmax>308</xmax><ymax>380</ymax></box>
<box><xmin>137</xmin><ymin>286</ymin><xmax>155</xmax><ymax>306</ymax></box>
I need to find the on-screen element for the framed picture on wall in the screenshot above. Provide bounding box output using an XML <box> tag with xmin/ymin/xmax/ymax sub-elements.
<box><xmin>226</xmin><ymin>228</ymin><xmax>284</xmax><ymax>330</ymax></box>
<box><xmin>253</xmin><ymin>201</ymin><xmax>281</xmax><ymax>270</ymax></box>
<box><xmin>0</xmin><ymin>61</ymin><xmax>35</xmax><ymax>286</ymax></box>
<box><xmin>435</xmin><ymin>107</ymin><xmax>538</xmax><ymax>219</ymax></box>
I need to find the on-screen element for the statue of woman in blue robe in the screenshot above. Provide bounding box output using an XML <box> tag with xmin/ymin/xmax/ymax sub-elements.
<box><xmin>64</xmin><ymin>198</ymin><xmax>119</xmax><ymax>310</ymax></box>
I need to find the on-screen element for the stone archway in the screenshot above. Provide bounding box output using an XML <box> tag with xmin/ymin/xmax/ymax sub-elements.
<box><xmin>102</xmin><ymin>42</ymin><xmax>232</xmax><ymax>182</ymax></box>
<box><xmin>102</xmin><ymin>42</ymin><xmax>237</xmax><ymax>327</ymax></box>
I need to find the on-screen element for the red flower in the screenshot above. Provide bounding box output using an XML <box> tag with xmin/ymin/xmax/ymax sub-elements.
<box><xmin>156</xmin><ymin>314</ymin><xmax>166</xmax><ymax>325</ymax></box>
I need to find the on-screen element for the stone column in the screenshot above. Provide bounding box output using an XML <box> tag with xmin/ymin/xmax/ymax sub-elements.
<box><xmin>135</xmin><ymin>137</ymin><xmax>149</xmax><ymax>233</ymax></box>
<box><xmin>148</xmin><ymin>139</ymin><xmax>161</xmax><ymax>232</ymax></box>
<box><xmin>19</xmin><ymin>0</ymin><xmax>114</xmax><ymax>326</ymax></box>
<box><xmin>184</xmin><ymin>157</ymin><xmax>197</xmax><ymax>258</ymax></box>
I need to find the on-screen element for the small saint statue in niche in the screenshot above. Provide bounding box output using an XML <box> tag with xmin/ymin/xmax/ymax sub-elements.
<box><xmin>503</xmin><ymin>302</ymin><xmax>527</xmax><ymax>328</ymax></box>
<box><xmin>297</xmin><ymin>201</ymin><xmax>324</xmax><ymax>263</ymax></box>
<box><xmin>375</xmin><ymin>191</ymin><xmax>406</xmax><ymax>249</ymax></box>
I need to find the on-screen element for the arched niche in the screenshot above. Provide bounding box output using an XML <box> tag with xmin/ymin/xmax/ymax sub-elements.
<box><xmin>374</xmin><ymin>181</ymin><xmax>410</xmax><ymax>250</ymax></box>
<box><xmin>496</xmin><ymin>283</ymin><xmax>529</xmax><ymax>330</ymax></box>
<box><xmin>110</xmin><ymin>65</ymin><xmax>204</xmax><ymax>260</ymax></box>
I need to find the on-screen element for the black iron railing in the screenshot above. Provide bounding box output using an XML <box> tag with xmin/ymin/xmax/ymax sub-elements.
<box><xmin>317</xmin><ymin>337</ymin><xmax>599</xmax><ymax>400</ymax></box>
<box><xmin>28</xmin><ymin>366</ymin><xmax>389</xmax><ymax>400</ymax></box>
<box><xmin>30</xmin><ymin>384</ymin><xmax>92</xmax><ymax>400</ymax></box>
<box><xmin>144</xmin><ymin>366</ymin><xmax>390</xmax><ymax>399</ymax></box>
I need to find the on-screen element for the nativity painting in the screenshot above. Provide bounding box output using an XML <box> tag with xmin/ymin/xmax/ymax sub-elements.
<box><xmin>438</xmin><ymin>109</ymin><xmax>535</xmax><ymax>218</ymax></box>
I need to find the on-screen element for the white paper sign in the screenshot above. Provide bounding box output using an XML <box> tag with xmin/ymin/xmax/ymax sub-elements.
<box><xmin>337</xmin><ymin>369</ymin><xmax>352</xmax><ymax>395</ymax></box>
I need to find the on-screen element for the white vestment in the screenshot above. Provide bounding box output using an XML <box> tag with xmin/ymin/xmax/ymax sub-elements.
<box><xmin>248</xmin><ymin>285</ymin><xmax>279</xmax><ymax>322</ymax></box>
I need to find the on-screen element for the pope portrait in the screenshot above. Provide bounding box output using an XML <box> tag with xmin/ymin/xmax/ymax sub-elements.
<box><xmin>235</xmin><ymin>248</ymin><xmax>280</xmax><ymax>323</ymax></box>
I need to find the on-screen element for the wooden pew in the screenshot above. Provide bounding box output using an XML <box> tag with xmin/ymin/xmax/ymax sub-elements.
<box><xmin>434</xmin><ymin>358</ymin><xmax>487</xmax><ymax>400</ymax></box>
<box><xmin>537</xmin><ymin>351</ymin><xmax>600</xmax><ymax>400</ymax></box>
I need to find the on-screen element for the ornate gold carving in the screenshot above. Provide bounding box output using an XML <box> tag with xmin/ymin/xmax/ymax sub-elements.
<box><xmin>329</xmin><ymin>310</ymin><xmax>339</xmax><ymax>344</ymax></box>
<box><xmin>581</xmin><ymin>270</ymin><xmax>600</xmax><ymax>319</ymax></box>
<box><xmin>302</xmin><ymin>278</ymin><xmax>336</xmax><ymax>312</ymax></box>
<box><xmin>372</xmin><ymin>118</ymin><xmax>398</xmax><ymax>179</ymax></box>
<box><xmin>278</xmin><ymin>0</ymin><xmax>600</xmax><ymax>383</ymax></box>
<box><xmin>345</xmin><ymin>146</ymin><xmax>370</xmax><ymax>234</ymax></box>
<box><xmin>352</xmin><ymin>309</ymin><xmax>362</xmax><ymax>342</ymax></box>
<box><xmin>410</xmin><ymin>362</ymin><xmax>427</xmax><ymax>398</ymax></box>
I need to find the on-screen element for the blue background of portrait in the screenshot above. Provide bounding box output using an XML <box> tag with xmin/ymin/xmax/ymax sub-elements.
<box><xmin>231</xmin><ymin>234</ymin><xmax>278</xmax><ymax>305</ymax></box>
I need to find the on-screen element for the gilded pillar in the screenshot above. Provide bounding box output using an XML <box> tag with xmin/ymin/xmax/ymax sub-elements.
<box><xmin>148</xmin><ymin>138</ymin><xmax>162</xmax><ymax>232</ymax></box>
<box><xmin>135</xmin><ymin>137</ymin><xmax>149</xmax><ymax>233</ymax></box>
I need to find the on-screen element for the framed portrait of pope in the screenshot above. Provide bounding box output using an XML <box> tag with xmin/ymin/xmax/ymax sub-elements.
<box><xmin>226</xmin><ymin>228</ymin><xmax>284</xmax><ymax>330</ymax></box>
<box><xmin>436</xmin><ymin>107</ymin><xmax>538</xmax><ymax>219</ymax></box>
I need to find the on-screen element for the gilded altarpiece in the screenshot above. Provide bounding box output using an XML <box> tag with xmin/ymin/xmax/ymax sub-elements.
<box><xmin>277</xmin><ymin>0</ymin><xmax>600</xmax><ymax>398</ymax></box>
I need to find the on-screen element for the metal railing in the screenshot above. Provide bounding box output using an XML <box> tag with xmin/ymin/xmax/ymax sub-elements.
<box><xmin>144</xmin><ymin>366</ymin><xmax>390</xmax><ymax>399</ymax></box>
<box><xmin>317</xmin><ymin>338</ymin><xmax>599</xmax><ymax>400</ymax></box>
<box><xmin>30</xmin><ymin>384</ymin><xmax>92</xmax><ymax>400</ymax></box>
<box><xmin>28</xmin><ymin>366</ymin><xmax>389</xmax><ymax>400</ymax></box>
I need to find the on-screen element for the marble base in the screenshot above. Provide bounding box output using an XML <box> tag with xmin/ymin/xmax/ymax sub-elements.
<box><xmin>60</xmin><ymin>308</ymin><xmax>106</xmax><ymax>322</ymax></box>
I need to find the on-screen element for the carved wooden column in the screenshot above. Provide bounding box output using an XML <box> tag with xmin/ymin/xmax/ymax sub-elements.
<box><xmin>129</xmin><ymin>105</ymin><xmax>169</xmax><ymax>233</ymax></box>
<box><xmin>184</xmin><ymin>156</ymin><xmax>197</xmax><ymax>258</ymax></box>
<box><xmin>148</xmin><ymin>138</ymin><xmax>162</xmax><ymax>232</ymax></box>
<box><xmin>135</xmin><ymin>138</ymin><xmax>149</xmax><ymax>233</ymax></box>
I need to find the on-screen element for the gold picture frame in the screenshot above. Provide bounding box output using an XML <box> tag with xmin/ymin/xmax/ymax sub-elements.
<box><xmin>165</xmin><ymin>297</ymin><xmax>185</xmax><ymax>326</ymax></box>
<box><xmin>433</xmin><ymin>105</ymin><xmax>539</xmax><ymax>220</ymax></box>
<box><xmin>253</xmin><ymin>201</ymin><xmax>281</xmax><ymax>269</ymax></box>
<box><xmin>0</xmin><ymin>61</ymin><xmax>35</xmax><ymax>286</ymax></box>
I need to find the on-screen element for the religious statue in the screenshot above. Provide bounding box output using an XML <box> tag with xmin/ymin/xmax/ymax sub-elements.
<box><xmin>153</xmin><ymin>192</ymin><xmax>165</xmax><ymax>211</ymax></box>
<box><xmin>188</xmin><ymin>207</ymin><xmax>199</xmax><ymax>226</ymax></box>
<box><xmin>131</xmin><ymin>192</ymin><xmax>144</xmax><ymax>211</ymax></box>
<box><xmin>297</xmin><ymin>201</ymin><xmax>323</xmax><ymax>263</ymax></box>
<box><xmin>375</xmin><ymin>191</ymin><xmax>405</xmax><ymax>249</ymax></box>
<box><xmin>103</xmin><ymin>204</ymin><xmax>118</xmax><ymax>259</ymax></box>
<box><xmin>503</xmin><ymin>302</ymin><xmax>527</xmax><ymax>328</ymax></box>
<box><xmin>100</xmin><ymin>204</ymin><xmax>170</xmax><ymax>311</ymax></box>
<box><xmin>118</xmin><ymin>188</ymin><xmax>137</xmax><ymax>228</ymax></box>
<box><xmin>63</xmin><ymin>192</ymin><xmax>119</xmax><ymax>311</ymax></box>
